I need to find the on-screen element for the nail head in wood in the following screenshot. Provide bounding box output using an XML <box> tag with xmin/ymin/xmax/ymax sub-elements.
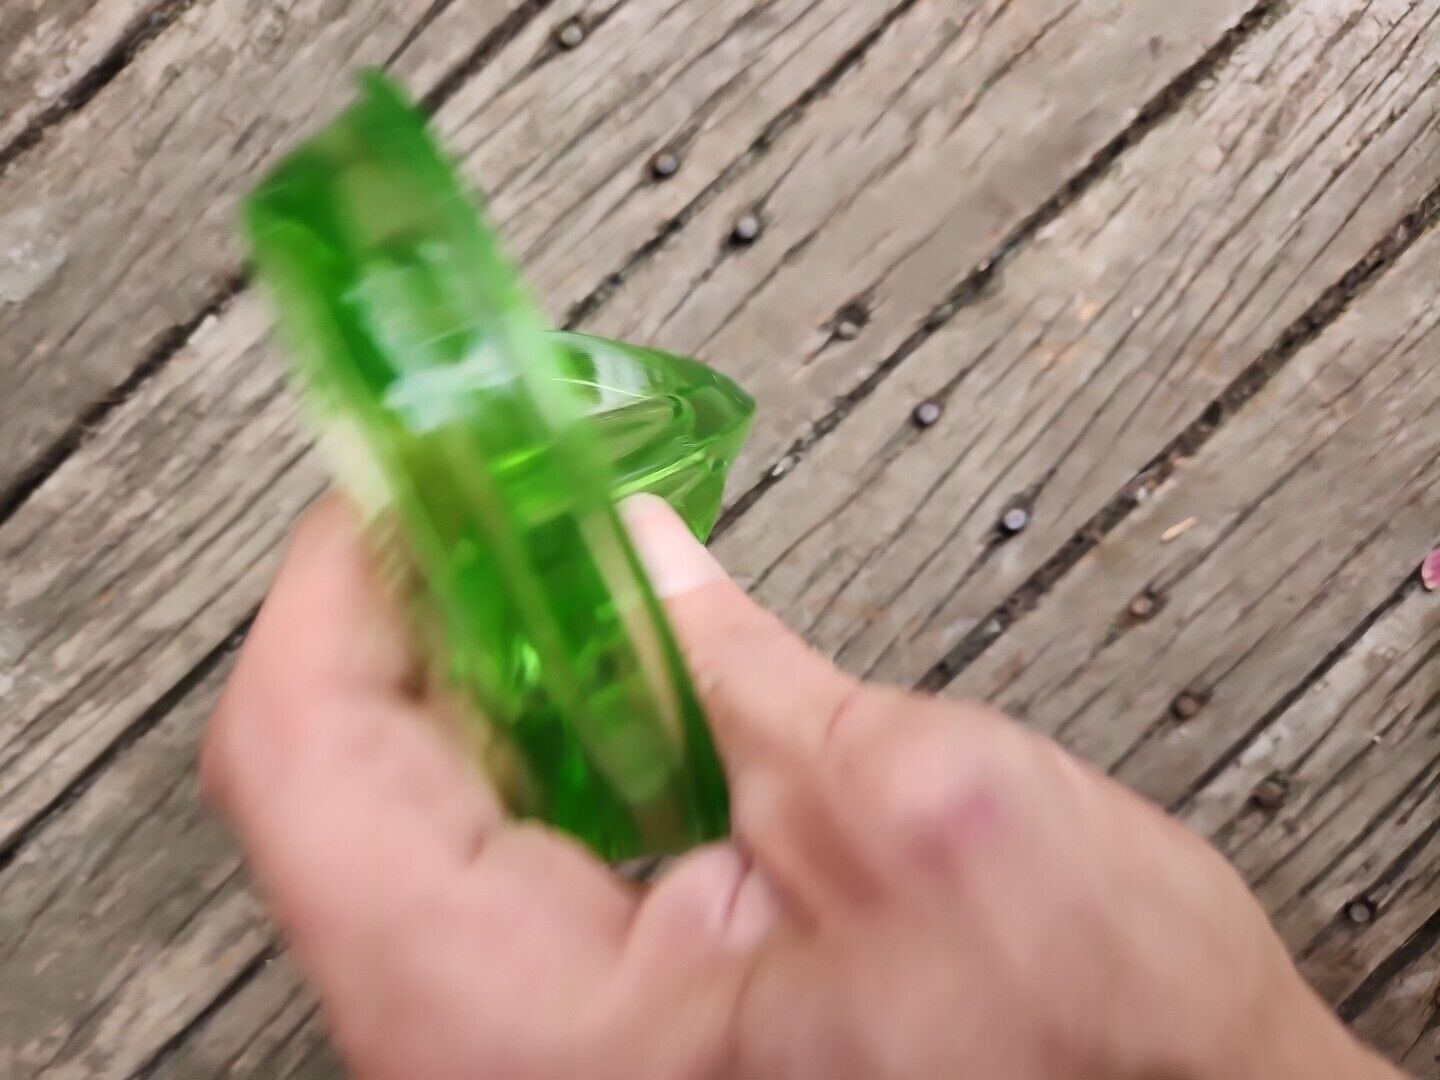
<box><xmin>1344</xmin><ymin>897</ymin><xmax>1377</xmax><ymax>925</ymax></box>
<box><xmin>835</xmin><ymin>318</ymin><xmax>862</xmax><ymax>341</ymax></box>
<box><xmin>556</xmin><ymin>18</ymin><xmax>586</xmax><ymax>48</ymax></box>
<box><xmin>912</xmin><ymin>401</ymin><xmax>943</xmax><ymax>428</ymax></box>
<box><xmin>731</xmin><ymin>212</ymin><xmax>762</xmax><ymax>245</ymax></box>
<box><xmin>1001</xmin><ymin>507</ymin><xmax>1030</xmax><ymax>534</ymax></box>
<box><xmin>1128</xmin><ymin>592</ymin><xmax>1157</xmax><ymax>619</ymax></box>
<box><xmin>770</xmin><ymin>454</ymin><xmax>799</xmax><ymax>478</ymax></box>
<box><xmin>1171</xmin><ymin>691</ymin><xmax>1203</xmax><ymax>720</ymax></box>
<box><xmin>649</xmin><ymin>150</ymin><xmax>680</xmax><ymax>180</ymax></box>
<box><xmin>1250</xmin><ymin>773</ymin><xmax>1289</xmax><ymax>811</ymax></box>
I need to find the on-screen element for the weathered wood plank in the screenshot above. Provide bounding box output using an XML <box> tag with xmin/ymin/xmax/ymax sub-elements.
<box><xmin>714</xmin><ymin>0</ymin><xmax>1440</xmax><ymax>691</ymax></box>
<box><xmin>582</xmin><ymin>0</ymin><xmax>1264</xmax><ymax>495</ymax></box>
<box><xmin>955</xmin><ymin>217</ymin><xmax>1440</xmax><ymax>803</ymax></box>
<box><xmin>0</xmin><ymin>663</ymin><xmax>277</xmax><ymax>1079</ymax></box>
<box><xmin>1348</xmin><ymin>918</ymin><xmax>1440</xmax><ymax>1075</ymax></box>
<box><xmin>0</xmin><ymin>0</ymin><xmax>534</xmax><ymax>493</ymax></box>
<box><xmin>1171</xmin><ymin>585</ymin><xmax>1440</xmax><ymax>1017</ymax></box>
<box><xmin>146</xmin><ymin>955</ymin><xmax>337</xmax><ymax>1080</ymax></box>
<box><xmin>0</xmin><ymin>297</ymin><xmax>326</xmax><ymax>850</ymax></box>
<box><xmin>0</xmin><ymin>0</ymin><xmax>1261</xmax><ymax>853</ymax></box>
<box><xmin>0</xmin><ymin>0</ymin><xmax>916</xmax><ymax>497</ymax></box>
<box><xmin>0</xmin><ymin>0</ymin><xmax>163</xmax><ymax>155</ymax></box>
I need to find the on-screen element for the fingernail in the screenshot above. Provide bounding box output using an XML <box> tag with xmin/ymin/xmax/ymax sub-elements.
<box><xmin>621</xmin><ymin>494</ymin><xmax>729</xmax><ymax>599</ymax></box>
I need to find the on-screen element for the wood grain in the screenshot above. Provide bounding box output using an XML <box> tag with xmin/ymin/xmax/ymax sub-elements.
<box><xmin>944</xmin><ymin>217</ymin><xmax>1440</xmax><ymax>1036</ymax></box>
<box><xmin>0</xmin><ymin>0</ymin><xmax>1262</xmax><ymax>856</ymax></box>
<box><xmin>1174</xmin><ymin>584</ymin><xmax>1440</xmax><ymax>1039</ymax></box>
<box><xmin>714</xmin><ymin>0</ymin><xmax>1440</xmax><ymax>689</ymax></box>
<box><xmin>0</xmin><ymin>296</ymin><xmax>326</xmax><ymax>851</ymax></box>
<box><xmin>956</xmin><ymin>218</ymin><xmax>1440</xmax><ymax>799</ymax></box>
<box><xmin>0</xmin><ymin>0</ymin><xmax>532</xmax><ymax>494</ymax></box>
<box><xmin>147</xmin><ymin>955</ymin><xmax>338</xmax><ymax>1080</ymax></box>
<box><xmin>581</xmin><ymin>0</ymin><xmax>1264</xmax><ymax>496</ymax></box>
<box><xmin>1348</xmin><ymin>913</ymin><xmax>1440</xmax><ymax>1075</ymax></box>
<box><xmin>0</xmin><ymin>663</ymin><xmax>275</xmax><ymax>1079</ymax></box>
<box><xmin>0</xmin><ymin>0</ymin><xmax>925</xmax><ymax>498</ymax></box>
<box><xmin>0</xmin><ymin>0</ymin><xmax>162</xmax><ymax>155</ymax></box>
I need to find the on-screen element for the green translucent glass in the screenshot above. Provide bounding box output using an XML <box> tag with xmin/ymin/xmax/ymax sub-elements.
<box><xmin>243</xmin><ymin>72</ymin><xmax>753</xmax><ymax>860</ymax></box>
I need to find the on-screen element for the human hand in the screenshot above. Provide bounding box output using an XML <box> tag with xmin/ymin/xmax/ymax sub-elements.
<box><xmin>203</xmin><ymin>495</ymin><xmax>1400</xmax><ymax>1080</ymax></box>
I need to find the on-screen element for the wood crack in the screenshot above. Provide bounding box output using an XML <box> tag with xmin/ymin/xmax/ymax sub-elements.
<box><xmin>130</xmin><ymin>943</ymin><xmax>282</xmax><ymax>1080</ymax></box>
<box><xmin>0</xmin><ymin>0</ymin><xmax>568</xmax><ymax>534</ymax></box>
<box><xmin>1336</xmin><ymin>887</ymin><xmax>1440</xmax><ymax>1021</ymax></box>
<box><xmin>714</xmin><ymin>0</ymin><xmax>1288</xmax><ymax>541</ymax></box>
<box><xmin>911</xmin><ymin>170</ymin><xmax>1440</xmax><ymax>696</ymax></box>
<box><xmin>0</xmin><ymin>614</ymin><xmax>250</xmax><ymax>880</ymax></box>
<box><xmin>561</xmin><ymin>0</ymin><xmax>927</xmax><ymax>330</ymax></box>
<box><xmin>0</xmin><ymin>0</ymin><xmax>197</xmax><ymax>181</ymax></box>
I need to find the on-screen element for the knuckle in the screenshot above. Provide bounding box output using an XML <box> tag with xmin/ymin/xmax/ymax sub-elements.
<box><xmin>857</xmin><ymin>699</ymin><xmax>1021</xmax><ymax>869</ymax></box>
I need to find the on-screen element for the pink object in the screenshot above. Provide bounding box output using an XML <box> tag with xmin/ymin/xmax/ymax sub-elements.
<box><xmin>1423</xmin><ymin>546</ymin><xmax>1440</xmax><ymax>591</ymax></box>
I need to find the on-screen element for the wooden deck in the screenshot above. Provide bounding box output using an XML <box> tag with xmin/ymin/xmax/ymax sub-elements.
<box><xmin>2</xmin><ymin>0</ymin><xmax>1439</xmax><ymax>1074</ymax></box>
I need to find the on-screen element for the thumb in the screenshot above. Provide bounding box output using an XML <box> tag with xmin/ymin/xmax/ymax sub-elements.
<box><xmin>621</xmin><ymin>494</ymin><xmax>858</xmax><ymax>768</ymax></box>
<box><xmin>622</xmin><ymin>495</ymin><xmax>889</xmax><ymax>916</ymax></box>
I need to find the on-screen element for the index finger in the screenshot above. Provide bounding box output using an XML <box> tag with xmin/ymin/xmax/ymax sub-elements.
<box><xmin>202</xmin><ymin>496</ymin><xmax>504</xmax><ymax>900</ymax></box>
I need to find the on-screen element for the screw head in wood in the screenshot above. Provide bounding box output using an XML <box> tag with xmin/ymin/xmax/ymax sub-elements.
<box><xmin>1001</xmin><ymin>507</ymin><xmax>1031</xmax><ymax>535</ymax></box>
<box><xmin>1345</xmin><ymin>897</ymin><xmax>1377</xmax><ymax>925</ymax></box>
<box><xmin>731</xmin><ymin>212</ymin><xmax>762</xmax><ymax>245</ymax></box>
<box><xmin>770</xmin><ymin>454</ymin><xmax>799</xmax><ymax>478</ymax></box>
<box><xmin>1250</xmin><ymin>773</ymin><xmax>1289</xmax><ymax>811</ymax></box>
<box><xmin>1171</xmin><ymin>691</ymin><xmax>1203</xmax><ymax>720</ymax></box>
<box><xmin>912</xmin><ymin>400</ymin><xmax>943</xmax><ymax>428</ymax></box>
<box><xmin>649</xmin><ymin>149</ymin><xmax>680</xmax><ymax>180</ymax></box>
<box><xmin>556</xmin><ymin>18</ymin><xmax>585</xmax><ymax>48</ymax></box>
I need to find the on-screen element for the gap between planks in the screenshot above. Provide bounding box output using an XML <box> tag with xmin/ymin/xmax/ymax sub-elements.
<box><xmin>0</xmin><ymin>0</ymin><xmax>563</xmax><ymax>529</ymax></box>
<box><xmin>713</xmin><ymin>0</ymin><xmax>1289</xmax><ymax>539</ymax></box>
<box><xmin>0</xmin><ymin>612</ymin><xmax>251</xmax><ymax>876</ymax></box>
<box><xmin>0</xmin><ymin>0</ymin><xmax>196</xmax><ymax>178</ymax></box>
<box><xmin>913</xmin><ymin>178</ymin><xmax>1440</xmax><ymax>696</ymax></box>
<box><xmin>0</xmin><ymin>0</ymin><xmax>1266</xmax><ymax>533</ymax></box>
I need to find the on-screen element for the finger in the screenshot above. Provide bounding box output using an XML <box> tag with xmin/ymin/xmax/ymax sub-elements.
<box><xmin>634</xmin><ymin>843</ymin><xmax>783</xmax><ymax>957</ymax></box>
<box><xmin>463</xmin><ymin>824</ymin><xmax>637</xmax><ymax>942</ymax></box>
<box><xmin>203</xmin><ymin>497</ymin><xmax>507</xmax><ymax>950</ymax></box>
<box><xmin>623</xmin><ymin>496</ymin><xmax>891</xmax><ymax>916</ymax></box>
<box><xmin>204</xmin><ymin>493</ymin><xmax>495</xmax><ymax>837</ymax></box>
<box><xmin>246</xmin><ymin>492</ymin><xmax>421</xmax><ymax>698</ymax></box>
<box><xmin>622</xmin><ymin>495</ymin><xmax>858</xmax><ymax>765</ymax></box>
<box><xmin>605</xmin><ymin>844</ymin><xmax>780</xmax><ymax>1078</ymax></box>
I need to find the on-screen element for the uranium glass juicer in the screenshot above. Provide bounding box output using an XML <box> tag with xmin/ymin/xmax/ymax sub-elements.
<box><xmin>244</xmin><ymin>73</ymin><xmax>753</xmax><ymax>861</ymax></box>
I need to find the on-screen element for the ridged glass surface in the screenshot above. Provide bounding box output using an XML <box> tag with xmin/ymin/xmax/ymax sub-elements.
<box><xmin>244</xmin><ymin>73</ymin><xmax>753</xmax><ymax>859</ymax></box>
